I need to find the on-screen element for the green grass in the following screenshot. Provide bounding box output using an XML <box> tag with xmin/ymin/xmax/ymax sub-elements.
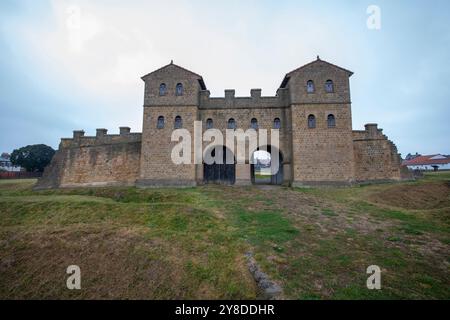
<box><xmin>233</xmin><ymin>208</ymin><xmax>299</xmax><ymax>245</ymax></box>
<box><xmin>423</xmin><ymin>171</ymin><xmax>450</xmax><ymax>181</ymax></box>
<box><xmin>321</xmin><ymin>208</ymin><xmax>338</xmax><ymax>216</ymax></box>
<box><xmin>0</xmin><ymin>173</ymin><xmax>449</xmax><ymax>299</ymax></box>
<box><xmin>0</xmin><ymin>182</ymin><xmax>256</xmax><ymax>299</ymax></box>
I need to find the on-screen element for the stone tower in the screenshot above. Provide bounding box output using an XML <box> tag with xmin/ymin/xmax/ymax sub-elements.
<box><xmin>137</xmin><ymin>62</ymin><xmax>206</xmax><ymax>187</ymax></box>
<box><xmin>280</xmin><ymin>57</ymin><xmax>355</xmax><ymax>185</ymax></box>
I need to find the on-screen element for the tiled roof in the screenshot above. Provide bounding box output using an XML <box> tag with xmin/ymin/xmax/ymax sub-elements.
<box><xmin>402</xmin><ymin>154</ymin><xmax>450</xmax><ymax>166</ymax></box>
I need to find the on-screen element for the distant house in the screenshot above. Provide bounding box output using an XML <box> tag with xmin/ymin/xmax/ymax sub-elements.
<box><xmin>0</xmin><ymin>153</ymin><xmax>22</xmax><ymax>172</ymax></box>
<box><xmin>404</xmin><ymin>152</ymin><xmax>421</xmax><ymax>161</ymax></box>
<box><xmin>402</xmin><ymin>154</ymin><xmax>450</xmax><ymax>171</ymax></box>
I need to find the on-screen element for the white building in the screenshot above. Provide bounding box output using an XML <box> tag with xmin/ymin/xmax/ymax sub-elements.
<box><xmin>402</xmin><ymin>154</ymin><xmax>450</xmax><ymax>171</ymax></box>
<box><xmin>0</xmin><ymin>154</ymin><xmax>22</xmax><ymax>172</ymax></box>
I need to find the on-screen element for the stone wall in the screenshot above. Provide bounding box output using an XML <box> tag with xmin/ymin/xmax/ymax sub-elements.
<box><xmin>35</xmin><ymin>128</ymin><xmax>141</xmax><ymax>189</ymax></box>
<box><xmin>137</xmin><ymin>106</ymin><xmax>198</xmax><ymax>187</ymax></box>
<box><xmin>353</xmin><ymin>124</ymin><xmax>401</xmax><ymax>182</ymax></box>
<box><xmin>291</xmin><ymin>103</ymin><xmax>355</xmax><ymax>186</ymax></box>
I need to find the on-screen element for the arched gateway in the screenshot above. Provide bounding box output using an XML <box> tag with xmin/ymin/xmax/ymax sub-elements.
<box><xmin>251</xmin><ymin>146</ymin><xmax>283</xmax><ymax>185</ymax></box>
<box><xmin>203</xmin><ymin>146</ymin><xmax>236</xmax><ymax>185</ymax></box>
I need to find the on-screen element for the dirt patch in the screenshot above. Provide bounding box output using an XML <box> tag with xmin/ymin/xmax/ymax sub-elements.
<box><xmin>368</xmin><ymin>181</ymin><xmax>450</xmax><ymax>210</ymax></box>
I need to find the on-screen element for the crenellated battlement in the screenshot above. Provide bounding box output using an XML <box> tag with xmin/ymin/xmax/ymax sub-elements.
<box><xmin>352</xmin><ymin>123</ymin><xmax>401</xmax><ymax>182</ymax></box>
<box><xmin>198</xmin><ymin>88</ymin><xmax>290</xmax><ymax>109</ymax></box>
<box><xmin>352</xmin><ymin>123</ymin><xmax>387</xmax><ymax>140</ymax></box>
<box><xmin>59</xmin><ymin>127</ymin><xmax>142</xmax><ymax>149</ymax></box>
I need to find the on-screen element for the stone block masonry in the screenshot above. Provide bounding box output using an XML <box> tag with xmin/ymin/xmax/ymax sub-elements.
<box><xmin>35</xmin><ymin>129</ymin><xmax>141</xmax><ymax>189</ymax></box>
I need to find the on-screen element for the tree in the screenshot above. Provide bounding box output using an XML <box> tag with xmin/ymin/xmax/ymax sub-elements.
<box><xmin>10</xmin><ymin>144</ymin><xmax>55</xmax><ymax>172</ymax></box>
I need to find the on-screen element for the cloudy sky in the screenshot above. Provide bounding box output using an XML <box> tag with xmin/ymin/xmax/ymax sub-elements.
<box><xmin>1</xmin><ymin>0</ymin><xmax>449</xmax><ymax>157</ymax></box>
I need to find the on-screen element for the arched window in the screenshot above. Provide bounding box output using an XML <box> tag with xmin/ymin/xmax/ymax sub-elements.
<box><xmin>159</xmin><ymin>83</ymin><xmax>167</xmax><ymax>96</ymax></box>
<box><xmin>325</xmin><ymin>80</ymin><xmax>334</xmax><ymax>93</ymax></box>
<box><xmin>174</xmin><ymin>116</ymin><xmax>182</xmax><ymax>129</ymax></box>
<box><xmin>228</xmin><ymin>118</ymin><xmax>236</xmax><ymax>129</ymax></box>
<box><xmin>308</xmin><ymin>115</ymin><xmax>316</xmax><ymax>128</ymax></box>
<box><xmin>157</xmin><ymin>116</ymin><xmax>165</xmax><ymax>129</ymax></box>
<box><xmin>327</xmin><ymin>114</ymin><xmax>336</xmax><ymax>128</ymax></box>
<box><xmin>273</xmin><ymin>118</ymin><xmax>281</xmax><ymax>129</ymax></box>
<box><xmin>206</xmin><ymin>118</ymin><xmax>213</xmax><ymax>129</ymax></box>
<box><xmin>306</xmin><ymin>80</ymin><xmax>315</xmax><ymax>93</ymax></box>
<box><xmin>176</xmin><ymin>83</ymin><xmax>183</xmax><ymax>96</ymax></box>
<box><xmin>251</xmin><ymin>118</ymin><xmax>258</xmax><ymax>129</ymax></box>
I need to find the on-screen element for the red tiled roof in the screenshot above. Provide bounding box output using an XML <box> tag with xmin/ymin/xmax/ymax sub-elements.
<box><xmin>402</xmin><ymin>155</ymin><xmax>450</xmax><ymax>166</ymax></box>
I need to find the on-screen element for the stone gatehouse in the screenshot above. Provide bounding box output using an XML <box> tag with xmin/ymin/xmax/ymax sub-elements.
<box><xmin>36</xmin><ymin>57</ymin><xmax>402</xmax><ymax>189</ymax></box>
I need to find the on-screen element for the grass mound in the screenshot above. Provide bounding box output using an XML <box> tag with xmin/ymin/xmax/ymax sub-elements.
<box><xmin>369</xmin><ymin>181</ymin><xmax>450</xmax><ymax>210</ymax></box>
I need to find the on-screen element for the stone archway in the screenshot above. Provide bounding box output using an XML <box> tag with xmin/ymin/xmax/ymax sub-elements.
<box><xmin>250</xmin><ymin>146</ymin><xmax>283</xmax><ymax>185</ymax></box>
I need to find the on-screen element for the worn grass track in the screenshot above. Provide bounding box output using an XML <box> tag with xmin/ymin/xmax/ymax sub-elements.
<box><xmin>0</xmin><ymin>173</ymin><xmax>448</xmax><ymax>299</ymax></box>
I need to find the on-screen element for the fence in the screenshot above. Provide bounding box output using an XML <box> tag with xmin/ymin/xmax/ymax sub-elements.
<box><xmin>0</xmin><ymin>172</ymin><xmax>42</xmax><ymax>179</ymax></box>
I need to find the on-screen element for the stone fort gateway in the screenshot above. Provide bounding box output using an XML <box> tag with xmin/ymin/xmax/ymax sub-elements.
<box><xmin>36</xmin><ymin>57</ymin><xmax>403</xmax><ymax>189</ymax></box>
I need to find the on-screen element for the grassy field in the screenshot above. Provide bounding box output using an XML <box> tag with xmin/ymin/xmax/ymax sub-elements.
<box><xmin>0</xmin><ymin>173</ymin><xmax>449</xmax><ymax>299</ymax></box>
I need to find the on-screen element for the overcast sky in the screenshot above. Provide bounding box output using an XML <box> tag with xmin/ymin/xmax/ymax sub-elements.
<box><xmin>1</xmin><ymin>0</ymin><xmax>449</xmax><ymax>157</ymax></box>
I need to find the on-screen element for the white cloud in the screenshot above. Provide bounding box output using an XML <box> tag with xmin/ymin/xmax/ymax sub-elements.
<box><xmin>12</xmin><ymin>0</ymin><xmax>358</xmax><ymax>99</ymax></box>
